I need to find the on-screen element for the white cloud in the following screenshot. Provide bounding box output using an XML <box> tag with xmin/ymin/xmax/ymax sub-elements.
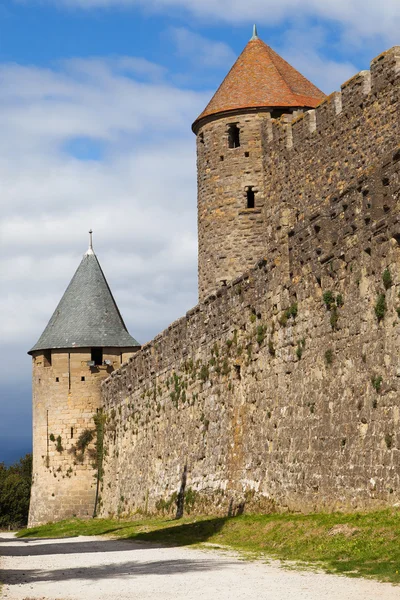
<box><xmin>25</xmin><ymin>0</ymin><xmax>400</xmax><ymax>46</ymax></box>
<box><xmin>169</xmin><ymin>27</ymin><xmax>236</xmax><ymax>69</ymax></box>
<box><xmin>275</xmin><ymin>25</ymin><xmax>358</xmax><ymax>93</ymax></box>
<box><xmin>0</xmin><ymin>54</ymin><xmax>208</xmax><ymax>394</ymax></box>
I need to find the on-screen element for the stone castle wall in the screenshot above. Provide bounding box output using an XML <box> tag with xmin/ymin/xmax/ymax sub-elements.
<box><xmin>261</xmin><ymin>47</ymin><xmax>400</xmax><ymax>283</ymax></box>
<box><xmin>98</xmin><ymin>47</ymin><xmax>400</xmax><ymax>518</ymax></box>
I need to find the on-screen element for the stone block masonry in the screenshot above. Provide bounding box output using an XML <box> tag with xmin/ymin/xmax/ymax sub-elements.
<box><xmin>29</xmin><ymin>347</ymin><xmax>136</xmax><ymax>527</ymax></box>
<box><xmin>99</xmin><ymin>47</ymin><xmax>400</xmax><ymax>518</ymax></box>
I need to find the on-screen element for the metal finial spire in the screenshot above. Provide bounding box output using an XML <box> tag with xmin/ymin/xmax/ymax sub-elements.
<box><xmin>251</xmin><ymin>24</ymin><xmax>258</xmax><ymax>40</ymax></box>
<box><xmin>86</xmin><ymin>229</ymin><xmax>94</xmax><ymax>255</ymax></box>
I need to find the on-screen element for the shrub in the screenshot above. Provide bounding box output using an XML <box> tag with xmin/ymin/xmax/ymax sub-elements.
<box><xmin>325</xmin><ymin>349</ymin><xmax>333</xmax><ymax>365</ymax></box>
<box><xmin>375</xmin><ymin>294</ymin><xmax>387</xmax><ymax>321</ymax></box>
<box><xmin>383</xmin><ymin>268</ymin><xmax>393</xmax><ymax>290</ymax></box>
<box><xmin>336</xmin><ymin>294</ymin><xmax>344</xmax><ymax>308</ymax></box>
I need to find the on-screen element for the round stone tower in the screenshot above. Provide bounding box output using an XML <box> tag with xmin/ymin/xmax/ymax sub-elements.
<box><xmin>192</xmin><ymin>26</ymin><xmax>325</xmax><ymax>301</ymax></box>
<box><xmin>28</xmin><ymin>234</ymin><xmax>140</xmax><ymax>527</ymax></box>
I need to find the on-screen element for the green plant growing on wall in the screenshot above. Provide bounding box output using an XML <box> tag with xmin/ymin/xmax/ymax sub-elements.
<box><xmin>322</xmin><ymin>291</ymin><xmax>342</xmax><ymax>329</ymax></box>
<box><xmin>56</xmin><ymin>436</ymin><xmax>63</xmax><ymax>453</ymax></box>
<box><xmin>382</xmin><ymin>268</ymin><xmax>393</xmax><ymax>290</ymax></box>
<box><xmin>325</xmin><ymin>349</ymin><xmax>333</xmax><ymax>365</ymax></box>
<box><xmin>371</xmin><ymin>375</ymin><xmax>383</xmax><ymax>393</ymax></box>
<box><xmin>385</xmin><ymin>433</ymin><xmax>394</xmax><ymax>449</ymax></box>
<box><xmin>155</xmin><ymin>491</ymin><xmax>177</xmax><ymax>515</ymax></box>
<box><xmin>93</xmin><ymin>410</ymin><xmax>106</xmax><ymax>515</ymax></box>
<box><xmin>323</xmin><ymin>291</ymin><xmax>335</xmax><ymax>309</ymax></box>
<box><xmin>280</xmin><ymin>303</ymin><xmax>298</xmax><ymax>327</ymax></box>
<box><xmin>375</xmin><ymin>294</ymin><xmax>387</xmax><ymax>321</ymax></box>
<box><xmin>184</xmin><ymin>487</ymin><xmax>199</xmax><ymax>513</ymax></box>
<box><xmin>221</xmin><ymin>358</ymin><xmax>230</xmax><ymax>376</ymax></box>
<box><xmin>212</xmin><ymin>343</ymin><xmax>220</xmax><ymax>358</ymax></box>
<box><xmin>76</xmin><ymin>429</ymin><xmax>94</xmax><ymax>454</ymax></box>
<box><xmin>330</xmin><ymin>306</ymin><xmax>339</xmax><ymax>330</ymax></box>
<box><xmin>256</xmin><ymin>325</ymin><xmax>266</xmax><ymax>345</ymax></box>
<box><xmin>279</xmin><ymin>312</ymin><xmax>288</xmax><ymax>327</ymax></box>
<box><xmin>268</xmin><ymin>340</ymin><xmax>276</xmax><ymax>357</ymax></box>
<box><xmin>199</xmin><ymin>364</ymin><xmax>209</xmax><ymax>382</ymax></box>
<box><xmin>49</xmin><ymin>433</ymin><xmax>55</xmax><ymax>442</ymax></box>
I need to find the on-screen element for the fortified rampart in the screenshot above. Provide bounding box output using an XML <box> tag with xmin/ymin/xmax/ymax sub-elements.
<box><xmin>98</xmin><ymin>47</ymin><xmax>400</xmax><ymax>518</ymax></box>
<box><xmin>262</xmin><ymin>48</ymin><xmax>400</xmax><ymax>283</ymax></box>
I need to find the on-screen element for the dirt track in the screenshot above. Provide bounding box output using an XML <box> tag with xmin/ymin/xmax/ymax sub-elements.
<box><xmin>1</xmin><ymin>532</ymin><xmax>399</xmax><ymax>599</ymax></box>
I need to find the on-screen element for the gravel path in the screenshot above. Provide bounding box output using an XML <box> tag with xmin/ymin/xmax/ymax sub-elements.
<box><xmin>1</xmin><ymin>532</ymin><xmax>399</xmax><ymax>600</ymax></box>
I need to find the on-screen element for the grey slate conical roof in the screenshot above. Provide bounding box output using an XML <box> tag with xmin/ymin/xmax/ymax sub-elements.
<box><xmin>29</xmin><ymin>246</ymin><xmax>140</xmax><ymax>354</ymax></box>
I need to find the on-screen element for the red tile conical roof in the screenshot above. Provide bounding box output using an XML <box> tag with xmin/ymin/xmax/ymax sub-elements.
<box><xmin>192</xmin><ymin>34</ymin><xmax>325</xmax><ymax>131</ymax></box>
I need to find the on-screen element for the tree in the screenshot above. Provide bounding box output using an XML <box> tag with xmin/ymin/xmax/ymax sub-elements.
<box><xmin>0</xmin><ymin>454</ymin><xmax>32</xmax><ymax>528</ymax></box>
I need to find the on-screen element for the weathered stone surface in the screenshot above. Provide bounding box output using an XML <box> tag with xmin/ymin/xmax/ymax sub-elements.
<box><xmin>29</xmin><ymin>347</ymin><xmax>137</xmax><ymax>527</ymax></box>
<box><xmin>98</xmin><ymin>47</ymin><xmax>400</xmax><ymax>519</ymax></box>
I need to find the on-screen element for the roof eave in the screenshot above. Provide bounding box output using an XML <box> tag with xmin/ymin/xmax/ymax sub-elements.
<box><xmin>28</xmin><ymin>341</ymin><xmax>141</xmax><ymax>356</ymax></box>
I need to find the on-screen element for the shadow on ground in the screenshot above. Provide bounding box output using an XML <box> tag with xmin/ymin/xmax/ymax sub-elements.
<box><xmin>128</xmin><ymin>518</ymin><xmax>229</xmax><ymax>547</ymax></box>
<box><xmin>1</xmin><ymin>557</ymin><xmax>231</xmax><ymax>586</ymax></box>
<box><xmin>0</xmin><ymin>518</ymin><xmax>228</xmax><ymax>558</ymax></box>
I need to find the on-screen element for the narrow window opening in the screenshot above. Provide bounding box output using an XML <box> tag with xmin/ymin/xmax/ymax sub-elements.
<box><xmin>71</xmin><ymin>427</ymin><xmax>74</xmax><ymax>439</ymax></box>
<box><xmin>43</xmin><ymin>350</ymin><xmax>52</xmax><ymax>367</ymax></box>
<box><xmin>244</xmin><ymin>151</ymin><xmax>250</xmax><ymax>157</ymax></box>
<box><xmin>246</xmin><ymin>187</ymin><xmax>255</xmax><ymax>209</ymax></box>
<box><xmin>81</xmin><ymin>376</ymin><xmax>85</xmax><ymax>382</ymax></box>
<box><xmin>55</xmin><ymin>377</ymin><xmax>59</xmax><ymax>382</ymax></box>
<box><xmin>220</xmin><ymin>155</ymin><xmax>224</xmax><ymax>161</ymax></box>
<box><xmin>199</xmin><ymin>132</ymin><xmax>204</xmax><ymax>144</ymax></box>
<box><xmin>91</xmin><ymin>348</ymin><xmax>103</xmax><ymax>366</ymax></box>
<box><xmin>228</xmin><ymin>124</ymin><xmax>240</xmax><ymax>148</ymax></box>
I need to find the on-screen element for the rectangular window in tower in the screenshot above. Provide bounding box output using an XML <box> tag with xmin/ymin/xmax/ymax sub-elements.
<box><xmin>43</xmin><ymin>350</ymin><xmax>52</xmax><ymax>367</ymax></box>
<box><xmin>228</xmin><ymin>124</ymin><xmax>240</xmax><ymax>148</ymax></box>
<box><xmin>246</xmin><ymin>187</ymin><xmax>255</xmax><ymax>209</ymax></box>
<box><xmin>91</xmin><ymin>348</ymin><xmax>103</xmax><ymax>366</ymax></box>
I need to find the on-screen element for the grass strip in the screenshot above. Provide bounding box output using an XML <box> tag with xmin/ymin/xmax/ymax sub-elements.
<box><xmin>18</xmin><ymin>509</ymin><xmax>400</xmax><ymax>584</ymax></box>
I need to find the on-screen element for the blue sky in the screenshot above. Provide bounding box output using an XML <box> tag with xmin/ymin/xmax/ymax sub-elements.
<box><xmin>0</xmin><ymin>0</ymin><xmax>399</xmax><ymax>464</ymax></box>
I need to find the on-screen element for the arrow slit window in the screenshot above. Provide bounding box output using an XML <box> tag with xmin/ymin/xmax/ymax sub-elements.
<box><xmin>228</xmin><ymin>124</ymin><xmax>240</xmax><ymax>148</ymax></box>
